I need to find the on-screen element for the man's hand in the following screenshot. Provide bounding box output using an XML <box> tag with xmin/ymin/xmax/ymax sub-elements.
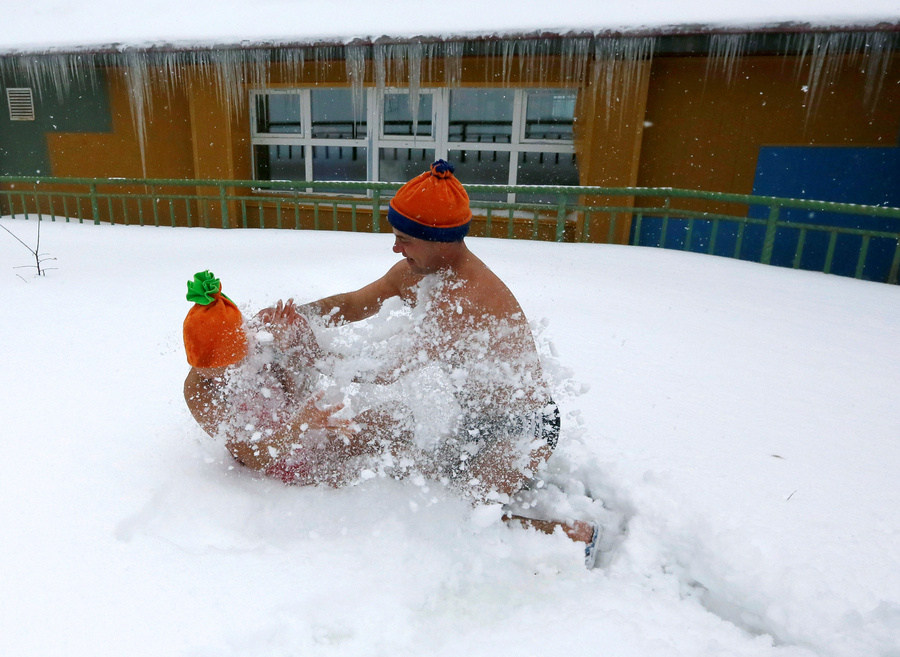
<box><xmin>227</xmin><ymin>391</ymin><xmax>355</xmax><ymax>471</ymax></box>
<box><xmin>292</xmin><ymin>391</ymin><xmax>352</xmax><ymax>435</ymax></box>
<box><xmin>256</xmin><ymin>298</ymin><xmax>322</xmax><ymax>366</ymax></box>
<box><xmin>256</xmin><ymin>297</ymin><xmax>299</xmax><ymax>325</ymax></box>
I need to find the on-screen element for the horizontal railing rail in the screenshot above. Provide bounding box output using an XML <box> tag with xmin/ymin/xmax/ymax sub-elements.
<box><xmin>2</xmin><ymin>176</ymin><xmax>899</xmax><ymax>283</ymax></box>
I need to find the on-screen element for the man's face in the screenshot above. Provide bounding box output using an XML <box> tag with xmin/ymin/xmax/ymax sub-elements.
<box><xmin>392</xmin><ymin>229</ymin><xmax>440</xmax><ymax>274</ymax></box>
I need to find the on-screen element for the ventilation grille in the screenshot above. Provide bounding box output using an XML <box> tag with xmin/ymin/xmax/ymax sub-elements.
<box><xmin>7</xmin><ymin>88</ymin><xmax>35</xmax><ymax>121</ymax></box>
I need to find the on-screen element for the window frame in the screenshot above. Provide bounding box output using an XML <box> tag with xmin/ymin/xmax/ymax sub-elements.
<box><xmin>249</xmin><ymin>86</ymin><xmax>577</xmax><ymax>202</ymax></box>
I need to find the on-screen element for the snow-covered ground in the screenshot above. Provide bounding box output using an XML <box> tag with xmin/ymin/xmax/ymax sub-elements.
<box><xmin>2</xmin><ymin>0</ymin><xmax>898</xmax><ymax>53</ymax></box>
<box><xmin>1</xmin><ymin>217</ymin><xmax>899</xmax><ymax>656</ymax></box>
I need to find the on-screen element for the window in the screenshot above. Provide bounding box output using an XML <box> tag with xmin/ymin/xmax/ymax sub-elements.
<box><xmin>250</xmin><ymin>87</ymin><xmax>578</xmax><ymax>202</ymax></box>
<box><xmin>252</xmin><ymin>89</ymin><xmax>367</xmax><ymax>193</ymax></box>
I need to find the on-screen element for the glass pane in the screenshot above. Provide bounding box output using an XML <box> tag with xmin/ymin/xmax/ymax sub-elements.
<box><xmin>311</xmin><ymin>145</ymin><xmax>367</xmax><ymax>193</ymax></box>
<box><xmin>379</xmin><ymin>147</ymin><xmax>435</xmax><ymax>183</ymax></box>
<box><xmin>311</xmin><ymin>89</ymin><xmax>367</xmax><ymax>139</ymax></box>
<box><xmin>516</xmin><ymin>151</ymin><xmax>579</xmax><ymax>204</ymax></box>
<box><xmin>383</xmin><ymin>93</ymin><xmax>433</xmax><ymax>137</ymax></box>
<box><xmin>448</xmin><ymin>149</ymin><xmax>510</xmax><ymax>202</ymax></box>
<box><xmin>448</xmin><ymin>90</ymin><xmax>514</xmax><ymax>144</ymax></box>
<box><xmin>524</xmin><ymin>90</ymin><xmax>576</xmax><ymax>141</ymax></box>
<box><xmin>255</xmin><ymin>144</ymin><xmax>306</xmax><ymax>181</ymax></box>
<box><xmin>256</xmin><ymin>94</ymin><xmax>302</xmax><ymax>134</ymax></box>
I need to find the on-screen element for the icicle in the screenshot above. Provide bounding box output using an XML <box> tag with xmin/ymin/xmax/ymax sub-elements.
<box><xmin>407</xmin><ymin>42</ymin><xmax>423</xmax><ymax>139</ymax></box>
<box><xmin>706</xmin><ymin>33</ymin><xmax>749</xmax><ymax>85</ymax></box>
<box><xmin>372</xmin><ymin>43</ymin><xmax>424</xmax><ymax>136</ymax></box>
<box><xmin>562</xmin><ymin>38</ymin><xmax>592</xmax><ymax>86</ymax></box>
<box><xmin>538</xmin><ymin>37</ymin><xmax>554</xmax><ymax>86</ymax></box>
<box><xmin>278</xmin><ymin>47</ymin><xmax>306</xmax><ymax>82</ymax></box>
<box><xmin>15</xmin><ymin>53</ymin><xmax>86</xmax><ymax>101</ymax></box>
<box><xmin>799</xmin><ymin>32</ymin><xmax>851</xmax><ymax>122</ymax></box>
<box><xmin>591</xmin><ymin>37</ymin><xmax>655</xmax><ymax>128</ymax></box>
<box><xmin>209</xmin><ymin>50</ymin><xmax>239</xmax><ymax>116</ymax></box>
<box><xmin>516</xmin><ymin>39</ymin><xmax>533</xmax><ymax>85</ymax></box>
<box><xmin>157</xmin><ymin>51</ymin><xmax>182</xmax><ymax>102</ymax></box>
<box><xmin>313</xmin><ymin>47</ymin><xmax>321</xmax><ymax>83</ymax></box>
<box><xmin>204</xmin><ymin>48</ymin><xmax>268</xmax><ymax>117</ymax></box>
<box><xmin>392</xmin><ymin>44</ymin><xmax>407</xmax><ymax>88</ymax></box>
<box><xmin>861</xmin><ymin>31</ymin><xmax>895</xmax><ymax>109</ymax></box>
<box><xmin>373</xmin><ymin>43</ymin><xmax>387</xmax><ymax>91</ymax></box>
<box><xmin>442</xmin><ymin>41</ymin><xmax>463</xmax><ymax>87</ymax></box>
<box><xmin>480</xmin><ymin>40</ymin><xmax>497</xmax><ymax>84</ymax></box>
<box><xmin>501</xmin><ymin>39</ymin><xmax>516</xmax><ymax>86</ymax></box>
<box><xmin>122</xmin><ymin>50</ymin><xmax>152</xmax><ymax>177</ymax></box>
<box><xmin>345</xmin><ymin>44</ymin><xmax>368</xmax><ymax>127</ymax></box>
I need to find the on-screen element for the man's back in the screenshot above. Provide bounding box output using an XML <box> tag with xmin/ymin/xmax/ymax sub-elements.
<box><xmin>381</xmin><ymin>243</ymin><xmax>545</xmax><ymax>424</ymax></box>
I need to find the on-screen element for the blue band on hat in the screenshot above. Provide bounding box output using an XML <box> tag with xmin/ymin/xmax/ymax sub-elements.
<box><xmin>387</xmin><ymin>206</ymin><xmax>470</xmax><ymax>242</ymax></box>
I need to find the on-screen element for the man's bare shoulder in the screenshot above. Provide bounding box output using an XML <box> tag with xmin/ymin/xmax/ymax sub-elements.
<box><xmin>454</xmin><ymin>254</ymin><xmax>526</xmax><ymax>321</ymax></box>
<box><xmin>385</xmin><ymin>259</ymin><xmax>424</xmax><ymax>300</ymax></box>
<box><xmin>448</xmin><ymin>254</ymin><xmax>539</xmax><ymax>366</ymax></box>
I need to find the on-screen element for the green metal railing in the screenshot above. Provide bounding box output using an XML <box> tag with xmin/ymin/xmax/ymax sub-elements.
<box><xmin>2</xmin><ymin>176</ymin><xmax>900</xmax><ymax>283</ymax></box>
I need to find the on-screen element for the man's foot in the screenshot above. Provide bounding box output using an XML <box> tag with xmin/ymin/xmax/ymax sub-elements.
<box><xmin>503</xmin><ymin>515</ymin><xmax>602</xmax><ymax>567</ymax></box>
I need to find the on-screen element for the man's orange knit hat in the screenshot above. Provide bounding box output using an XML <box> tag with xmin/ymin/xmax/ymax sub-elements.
<box><xmin>387</xmin><ymin>160</ymin><xmax>471</xmax><ymax>242</ymax></box>
<box><xmin>183</xmin><ymin>271</ymin><xmax>248</xmax><ymax>368</ymax></box>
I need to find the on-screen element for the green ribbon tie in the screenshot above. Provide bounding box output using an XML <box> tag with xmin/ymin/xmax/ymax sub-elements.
<box><xmin>186</xmin><ymin>270</ymin><xmax>233</xmax><ymax>305</ymax></box>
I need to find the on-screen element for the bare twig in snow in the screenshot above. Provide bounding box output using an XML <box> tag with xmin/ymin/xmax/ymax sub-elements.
<box><xmin>1</xmin><ymin>219</ymin><xmax>55</xmax><ymax>276</ymax></box>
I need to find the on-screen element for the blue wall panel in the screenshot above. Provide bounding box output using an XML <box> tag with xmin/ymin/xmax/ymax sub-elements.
<box><xmin>630</xmin><ymin>147</ymin><xmax>900</xmax><ymax>281</ymax></box>
<box><xmin>749</xmin><ymin>146</ymin><xmax>900</xmax><ymax>281</ymax></box>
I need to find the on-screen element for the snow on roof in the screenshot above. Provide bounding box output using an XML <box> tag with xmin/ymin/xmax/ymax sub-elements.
<box><xmin>4</xmin><ymin>0</ymin><xmax>899</xmax><ymax>54</ymax></box>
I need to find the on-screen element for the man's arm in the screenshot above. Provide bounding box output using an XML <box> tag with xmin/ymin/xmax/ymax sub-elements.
<box><xmin>184</xmin><ymin>369</ymin><xmax>351</xmax><ymax>471</ymax></box>
<box><xmin>299</xmin><ymin>262</ymin><xmax>407</xmax><ymax>325</ymax></box>
<box><xmin>224</xmin><ymin>392</ymin><xmax>350</xmax><ymax>471</ymax></box>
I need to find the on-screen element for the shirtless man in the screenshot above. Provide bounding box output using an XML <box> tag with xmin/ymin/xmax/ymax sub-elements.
<box><xmin>284</xmin><ymin>161</ymin><xmax>593</xmax><ymax>546</ymax></box>
<box><xmin>285</xmin><ymin>160</ymin><xmax>555</xmax><ymax>497</ymax></box>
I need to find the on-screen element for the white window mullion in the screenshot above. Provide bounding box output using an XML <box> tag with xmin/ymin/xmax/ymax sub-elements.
<box><xmin>368</xmin><ymin>87</ymin><xmax>379</xmax><ymax>188</ymax></box>
<box><xmin>300</xmin><ymin>90</ymin><xmax>313</xmax><ymax>186</ymax></box>
<box><xmin>514</xmin><ymin>142</ymin><xmax>575</xmax><ymax>153</ymax></box>
<box><xmin>511</xmin><ymin>89</ymin><xmax>526</xmax><ymax>147</ymax></box>
<box><xmin>507</xmin><ymin>90</ymin><xmax>526</xmax><ymax>203</ymax></box>
<box><xmin>249</xmin><ymin>91</ymin><xmax>259</xmax><ymax>138</ymax></box>
<box><xmin>435</xmin><ymin>88</ymin><xmax>449</xmax><ymax>163</ymax></box>
<box><xmin>249</xmin><ymin>91</ymin><xmax>259</xmax><ymax>178</ymax></box>
<box><xmin>506</xmin><ymin>159</ymin><xmax>518</xmax><ymax>204</ymax></box>
<box><xmin>444</xmin><ymin>142</ymin><xmax>519</xmax><ymax>153</ymax></box>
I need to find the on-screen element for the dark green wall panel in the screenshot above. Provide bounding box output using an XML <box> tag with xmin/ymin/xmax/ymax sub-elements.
<box><xmin>0</xmin><ymin>70</ymin><xmax>112</xmax><ymax>175</ymax></box>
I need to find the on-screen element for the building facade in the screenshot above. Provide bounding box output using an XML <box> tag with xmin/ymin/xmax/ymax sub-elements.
<box><xmin>1</xmin><ymin>31</ymin><xmax>898</xmax><ymax>248</ymax></box>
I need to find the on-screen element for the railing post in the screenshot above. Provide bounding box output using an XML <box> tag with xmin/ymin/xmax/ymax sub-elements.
<box><xmin>855</xmin><ymin>235</ymin><xmax>871</xmax><ymax>279</ymax></box>
<box><xmin>555</xmin><ymin>193</ymin><xmax>567</xmax><ymax>242</ymax></box>
<box><xmin>89</xmin><ymin>184</ymin><xmax>100</xmax><ymax>225</ymax></box>
<box><xmin>372</xmin><ymin>189</ymin><xmax>381</xmax><ymax>233</ymax></box>
<box><xmin>888</xmin><ymin>239</ymin><xmax>900</xmax><ymax>285</ymax></box>
<box><xmin>761</xmin><ymin>205</ymin><xmax>780</xmax><ymax>265</ymax></box>
<box><xmin>219</xmin><ymin>184</ymin><xmax>229</xmax><ymax>229</ymax></box>
<box><xmin>659</xmin><ymin>197</ymin><xmax>671</xmax><ymax>247</ymax></box>
<box><xmin>151</xmin><ymin>185</ymin><xmax>160</xmax><ymax>227</ymax></box>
